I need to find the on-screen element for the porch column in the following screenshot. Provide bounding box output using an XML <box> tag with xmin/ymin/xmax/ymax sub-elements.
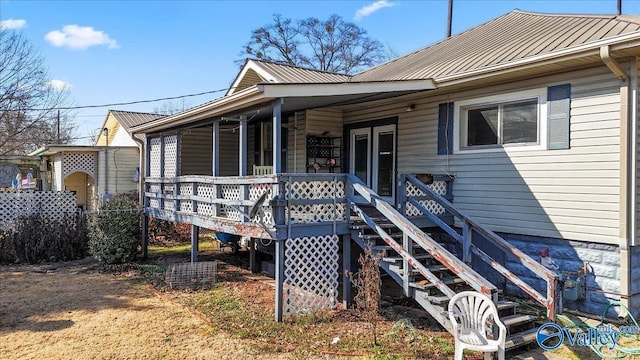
<box><xmin>142</xmin><ymin>137</ymin><xmax>152</xmax><ymax>259</ymax></box>
<box><xmin>342</xmin><ymin>234</ymin><xmax>352</xmax><ymax>308</ymax></box>
<box><xmin>212</xmin><ymin>121</ymin><xmax>219</xmax><ymax>217</ymax></box>
<box><xmin>190</xmin><ymin>225</ymin><xmax>199</xmax><ymax>263</ymax></box>
<box><xmin>239</xmin><ymin>116</ymin><xmax>247</xmax><ymax>176</ymax></box>
<box><xmin>275</xmin><ymin>238</ymin><xmax>285</xmax><ymax>322</ymax></box>
<box><xmin>272</xmin><ymin>99</ymin><xmax>283</xmax><ymax>173</ymax></box>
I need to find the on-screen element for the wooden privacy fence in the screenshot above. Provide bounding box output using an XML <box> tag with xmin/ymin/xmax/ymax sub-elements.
<box><xmin>0</xmin><ymin>191</ymin><xmax>77</xmax><ymax>230</ymax></box>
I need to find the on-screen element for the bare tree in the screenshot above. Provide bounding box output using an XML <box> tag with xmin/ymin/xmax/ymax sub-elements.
<box><xmin>152</xmin><ymin>99</ymin><xmax>191</xmax><ymax>115</ymax></box>
<box><xmin>241</xmin><ymin>14</ymin><xmax>385</xmax><ymax>74</ymax></box>
<box><xmin>0</xmin><ymin>28</ymin><xmax>75</xmax><ymax>155</ymax></box>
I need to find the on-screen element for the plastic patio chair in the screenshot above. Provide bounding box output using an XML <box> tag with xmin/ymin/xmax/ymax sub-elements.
<box><xmin>448</xmin><ymin>291</ymin><xmax>507</xmax><ymax>360</ymax></box>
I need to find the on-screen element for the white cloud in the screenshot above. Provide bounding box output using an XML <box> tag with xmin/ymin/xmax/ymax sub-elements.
<box><xmin>354</xmin><ymin>0</ymin><xmax>396</xmax><ymax>21</ymax></box>
<box><xmin>45</xmin><ymin>25</ymin><xmax>119</xmax><ymax>50</ymax></box>
<box><xmin>48</xmin><ymin>79</ymin><xmax>71</xmax><ymax>91</ymax></box>
<box><xmin>0</xmin><ymin>19</ymin><xmax>27</xmax><ymax>29</ymax></box>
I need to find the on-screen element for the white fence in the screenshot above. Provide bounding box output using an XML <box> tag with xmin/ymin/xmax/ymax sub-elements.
<box><xmin>0</xmin><ymin>191</ymin><xmax>78</xmax><ymax>230</ymax></box>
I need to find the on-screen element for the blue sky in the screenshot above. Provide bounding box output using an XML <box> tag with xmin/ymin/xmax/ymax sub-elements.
<box><xmin>1</xmin><ymin>0</ymin><xmax>639</xmax><ymax>144</ymax></box>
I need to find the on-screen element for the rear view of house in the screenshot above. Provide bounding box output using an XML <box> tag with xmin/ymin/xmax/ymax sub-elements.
<box><xmin>130</xmin><ymin>10</ymin><xmax>640</xmax><ymax>349</ymax></box>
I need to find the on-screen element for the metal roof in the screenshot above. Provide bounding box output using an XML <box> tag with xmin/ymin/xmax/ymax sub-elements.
<box><xmin>109</xmin><ymin>110</ymin><xmax>165</xmax><ymax>130</ymax></box>
<box><xmin>250</xmin><ymin>59</ymin><xmax>351</xmax><ymax>83</ymax></box>
<box><xmin>353</xmin><ymin>10</ymin><xmax>640</xmax><ymax>82</ymax></box>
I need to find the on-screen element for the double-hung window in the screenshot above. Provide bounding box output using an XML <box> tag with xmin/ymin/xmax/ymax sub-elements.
<box><xmin>461</xmin><ymin>98</ymin><xmax>539</xmax><ymax>149</ymax></box>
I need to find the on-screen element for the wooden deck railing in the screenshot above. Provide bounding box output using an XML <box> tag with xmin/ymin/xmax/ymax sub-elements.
<box><xmin>398</xmin><ymin>174</ymin><xmax>562</xmax><ymax>320</ymax></box>
<box><xmin>144</xmin><ymin>173</ymin><xmax>349</xmax><ymax>239</ymax></box>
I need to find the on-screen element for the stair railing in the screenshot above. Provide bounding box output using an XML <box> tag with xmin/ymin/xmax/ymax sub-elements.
<box><xmin>347</xmin><ymin>174</ymin><xmax>498</xmax><ymax>300</ymax></box>
<box><xmin>399</xmin><ymin>174</ymin><xmax>562</xmax><ymax>320</ymax></box>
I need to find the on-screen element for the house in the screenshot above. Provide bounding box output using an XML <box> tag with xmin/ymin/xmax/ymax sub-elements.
<box><xmin>130</xmin><ymin>10</ymin><xmax>640</xmax><ymax>345</ymax></box>
<box><xmin>30</xmin><ymin>110</ymin><xmax>163</xmax><ymax>209</ymax></box>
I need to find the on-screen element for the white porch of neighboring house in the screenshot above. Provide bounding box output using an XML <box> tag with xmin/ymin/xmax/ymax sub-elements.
<box><xmin>29</xmin><ymin>145</ymin><xmax>140</xmax><ymax>210</ymax></box>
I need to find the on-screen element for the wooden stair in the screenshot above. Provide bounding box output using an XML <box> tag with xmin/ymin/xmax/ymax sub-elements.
<box><xmin>349</xmin><ymin>214</ymin><xmax>541</xmax><ymax>352</ymax></box>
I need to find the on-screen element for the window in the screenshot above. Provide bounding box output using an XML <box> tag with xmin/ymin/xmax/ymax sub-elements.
<box><xmin>461</xmin><ymin>99</ymin><xmax>538</xmax><ymax>149</ymax></box>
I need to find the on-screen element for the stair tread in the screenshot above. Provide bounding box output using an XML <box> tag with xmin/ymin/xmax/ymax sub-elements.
<box><xmin>505</xmin><ymin>327</ymin><xmax>538</xmax><ymax>350</ymax></box>
<box><xmin>361</xmin><ymin>233</ymin><xmax>403</xmax><ymax>240</ymax></box>
<box><xmin>350</xmin><ymin>223</ymin><xmax>396</xmax><ymax>230</ymax></box>
<box><xmin>501</xmin><ymin>314</ymin><xmax>538</xmax><ymax>327</ymax></box>
<box><xmin>397</xmin><ymin>265</ymin><xmax>450</xmax><ymax>276</ymax></box>
<box><xmin>409</xmin><ymin>277</ymin><xmax>466</xmax><ymax>289</ymax></box>
<box><xmin>382</xmin><ymin>253</ymin><xmax>433</xmax><ymax>262</ymax></box>
<box><xmin>426</xmin><ymin>295</ymin><xmax>450</xmax><ymax>304</ymax></box>
<box><xmin>496</xmin><ymin>300</ymin><xmax>519</xmax><ymax>311</ymax></box>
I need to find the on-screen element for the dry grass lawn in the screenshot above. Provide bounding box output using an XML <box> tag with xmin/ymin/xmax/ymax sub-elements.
<box><xmin>0</xmin><ymin>259</ymin><xmax>293</xmax><ymax>360</ymax></box>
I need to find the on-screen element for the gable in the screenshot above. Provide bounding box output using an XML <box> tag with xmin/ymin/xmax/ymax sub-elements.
<box><xmin>234</xmin><ymin>68</ymin><xmax>267</xmax><ymax>94</ymax></box>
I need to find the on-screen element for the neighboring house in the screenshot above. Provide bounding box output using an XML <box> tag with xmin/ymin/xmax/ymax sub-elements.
<box><xmin>0</xmin><ymin>156</ymin><xmax>42</xmax><ymax>191</ymax></box>
<box><xmin>130</xmin><ymin>10</ymin><xmax>640</xmax><ymax>344</ymax></box>
<box><xmin>30</xmin><ymin>110</ymin><xmax>163</xmax><ymax>209</ymax></box>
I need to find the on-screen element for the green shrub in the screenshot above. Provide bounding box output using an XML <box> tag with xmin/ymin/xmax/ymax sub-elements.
<box><xmin>88</xmin><ymin>196</ymin><xmax>141</xmax><ymax>264</ymax></box>
<box><xmin>0</xmin><ymin>212</ymin><xmax>88</xmax><ymax>264</ymax></box>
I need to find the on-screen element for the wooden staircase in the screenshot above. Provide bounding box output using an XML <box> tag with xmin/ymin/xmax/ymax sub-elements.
<box><xmin>350</xmin><ymin>217</ymin><xmax>540</xmax><ymax>351</ymax></box>
<box><xmin>345</xmin><ymin>174</ymin><xmax>561</xmax><ymax>352</ymax></box>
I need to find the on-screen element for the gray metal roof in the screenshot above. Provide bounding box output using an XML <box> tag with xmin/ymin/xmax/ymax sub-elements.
<box><xmin>353</xmin><ymin>10</ymin><xmax>640</xmax><ymax>82</ymax></box>
<box><xmin>109</xmin><ymin>110</ymin><xmax>165</xmax><ymax>130</ymax></box>
<box><xmin>251</xmin><ymin>60</ymin><xmax>351</xmax><ymax>83</ymax></box>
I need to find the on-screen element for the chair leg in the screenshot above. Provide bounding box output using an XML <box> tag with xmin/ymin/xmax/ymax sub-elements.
<box><xmin>483</xmin><ymin>352</ymin><xmax>493</xmax><ymax>360</ymax></box>
<box><xmin>498</xmin><ymin>347</ymin><xmax>505</xmax><ymax>360</ymax></box>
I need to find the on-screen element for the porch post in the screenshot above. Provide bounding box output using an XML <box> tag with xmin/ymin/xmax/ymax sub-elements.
<box><xmin>212</xmin><ymin>121</ymin><xmax>220</xmax><ymax>176</ymax></box>
<box><xmin>142</xmin><ymin>137</ymin><xmax>152</xmax><ymax>259</ymax></box>
<box><xmin>190</xmin><ymin>225</ymin><xmax>199</xmax><ymax>263</ymax></box>
<box><xmin>272</xmin><ymin>99</ymin><xmax>283</xmax><ymax>173</ymax></box>
<box><xmin>239</xmin><ymin>116</ymin><xmax>247</xmax><ymax>176</ymax></box>
<box><xmin>342</xmin><ymin>234</ymin><xmax>352</xmax><ymax>308</ymax></box>
<box><xmin>212</xmin><ymin>121</ymin><xmax>220</xmax><ymax>217</ymax></box>
<box><xmin>275</xmin><ymin>238</ymin><xmax>285</xmax><ymax>322</ymax></box>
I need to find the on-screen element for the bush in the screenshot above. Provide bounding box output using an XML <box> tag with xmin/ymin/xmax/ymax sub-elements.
<box><xmin>0</xmin><ymin>212</ymin><xmax>88</xmax><ymax>264</ymax></box>
<box><xmin>88</xmin><ymin>196</ymin><xmax>141</xmax><ymax>264</ymax></box>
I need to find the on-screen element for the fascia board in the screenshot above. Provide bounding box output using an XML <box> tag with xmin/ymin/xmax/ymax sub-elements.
<box><xmin>258</xmin><ymin>79</ymin><xmax>436</xmax><ymax>97</ymax></box>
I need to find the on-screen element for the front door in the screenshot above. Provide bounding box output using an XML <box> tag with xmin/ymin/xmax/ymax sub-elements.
<box><xmin>349</xmin><ymin>124</ymin><xmax>396</xmax><ymax>202</ymax></box>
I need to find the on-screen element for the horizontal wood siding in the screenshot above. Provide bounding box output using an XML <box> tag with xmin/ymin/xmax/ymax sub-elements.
<box><xmin>180</xmin><ymin>127</ymin><xmax>213</xmax><ymax>175</ymax></box>
<box><xmin>97</xmin><ymin>147</ymin><xmax>139</xmax><ymax>195</ymax></box>
<box><xmin>287</xmin><ymin>111</ymin><xmax>306</xmax><ymax>173</ymax></box>
<box><xmin>305</xmin><ymin>109</ymin><xmax>343</xmax><ymax>173</ymax></box>
<box><xmin>219</xmin><ymin>126</ymin><xmax>239</xmax><ymax>176</ymax></box>
<box><xmin>343</xmin><ymin>66</ymin><xmax>622</xmax><ymax>244</ymax></box>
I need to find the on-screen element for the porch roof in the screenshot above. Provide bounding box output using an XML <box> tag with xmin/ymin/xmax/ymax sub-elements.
<box><xmin>29</xmin><ymin>145</ymin><xmax>132</xmax><ymax>156</ymax></box>
<box><xmin>130</xmin><ymin>78</ymin><xmax>436</xmax><ymax>133</ymax></box>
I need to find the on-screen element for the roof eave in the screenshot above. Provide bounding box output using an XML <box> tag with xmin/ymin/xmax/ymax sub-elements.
<box><xmin>258</xmin><ymin>79</ymin><xmax>437</xmax><ymax>98</ymax></box>
<box><xmin>132</xmin><ymin>86</ymin><xmax>267</xmax><ymax>133</ymax></box>
<box><xmin>436</xmin><ymin>32</ymin><xmax>640</xmax><ymax>87</ymax></box>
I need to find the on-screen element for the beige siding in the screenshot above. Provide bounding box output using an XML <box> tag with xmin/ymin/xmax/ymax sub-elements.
<box><xmin>343</xmin><ymin>66</ymin><xmax>622</xmax><ymax>244</ymax></box>
<box><xmin>220</xmin><ymin>125</ymin><xmax>239</xmax><ymax>176</ymax></box>
<box><xmin>305</xmin><ymin>109</ymin><xmax>343</xmax><ymax>174</ymax></box>
<box><xmin>110</xmin><ymin>125</ymin><xmax>136</xmax><ymax>147</ymax></box>
<box><xmin>181</xmin><ymin>127</ymin><xmax>213</xmax><ymax>175</ymax></box>
<box><xmin>287</xmin><ymin>111</ymin><xmax>307</xmax><ymax>173</ymax></box>
<box><xmin>97</xmin><ymin>147</ymin><xmax>139</xmax><ymax>196</ymax></box>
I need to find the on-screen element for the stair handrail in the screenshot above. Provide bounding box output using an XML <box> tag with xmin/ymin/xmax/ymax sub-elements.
<box><xmin>347</xmin><ymin>174</ymin><xmax>498</xmax><ymax>298</ymax></box>
<box><xmin>402</xmin><ymin>174</ymin><xmax>562</xmax><ymax>320</ymax></box>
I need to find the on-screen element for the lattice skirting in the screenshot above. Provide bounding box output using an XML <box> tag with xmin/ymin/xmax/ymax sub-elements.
<box><xmin>284</xmin><ymin>235</ymin><xmax>339</xmax><ymax>316</ymax></box>
<box><xmin>0</xmin><ymin>191</ymin><xmax>77</xmax><ymax>230</ymax></box>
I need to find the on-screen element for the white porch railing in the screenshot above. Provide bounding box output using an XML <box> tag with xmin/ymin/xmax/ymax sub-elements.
<box><xmin>144</xmin><ymin>173</ymin><xmax>349</xmax><ymax>239</ymax></box>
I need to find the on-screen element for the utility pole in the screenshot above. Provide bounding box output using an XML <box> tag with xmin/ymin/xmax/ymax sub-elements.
<box><xmin>618</xmin><ymin>0</ymin><xmax>622</xmax><ymax>15</ymax></box>
<box><xmin>446</xmin><ymin>0</ymin><xmax>453</xmax><ymax>38</ymax></box>
<box><xmin>56</xmin><ymin>110</ymin><xmax>60</xmax><ymax>143</ymax></box>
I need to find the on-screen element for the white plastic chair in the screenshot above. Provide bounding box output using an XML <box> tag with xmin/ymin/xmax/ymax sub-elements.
<box><xmin>448</xmin><ymin>291</ymin><xmax>506</xmax><ymax>360</ymax></box>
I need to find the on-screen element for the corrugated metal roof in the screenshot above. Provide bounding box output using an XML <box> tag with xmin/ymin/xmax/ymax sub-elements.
<box><xmin>353</xmin><ymin>10</ymin><xmax>640</xmax><ymax>82</ymax></box>
<box><xmin>251</xmin><ymin>59</ymin><xmax>351</xmax><ymax>83</ymax></box>
<box><xmin>109</xmin><ymin>110</ymin><xmax>165</xmax><ymax>130</ymax></box>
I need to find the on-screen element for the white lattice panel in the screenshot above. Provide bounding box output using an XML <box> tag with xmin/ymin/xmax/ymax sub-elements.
<box><xmin>63</xmin><ymin>152</ymin><xmax>96</xmax><ymax>178</ymax></box>
<box><xmin>405</xmin><ymin>180</ymin><xmax>447</xmax><ymax>216</ymax></box>
<box><xmin>284</xmin><ymin>235</ymin><xmax>339</xmax><ymax>316</ymax></box>
<box><xmin>148</xmin><ymin>184</ymin><xmax>161</xmax><ymax>209</ymax></box>
<box><xmin>196</xmin><ymin>183</ymin><xmax>215</xmax><ymax>216</ymax></box>
<box><xmin>287</xmin><ymin>204</ymin><xmax>346</xmax><ymax>224</ymax></box>
<box><xmin>288</xmin><ymin>180</ymin><xmax>345</xmax><ymax>199</ymax></box>
<box><xmin>149</xmin><ymin>137</ymin><xmax>161</xmax><ymax>177</ymax></box>
<box><xmin>164</xmin><ymin>135</ymin><xmax>178</xmax><ymax>176</ymax></box>
<box><xmin>0</xmin><ymin>192</ymin><xmax>78</xmax><ymax>230</ymax></box>
<box><xmin>220</xmin><ymin>185</ymin><xmax>241</xmax><ymax>221</ymax></box>
<box><xmin>179</xmin><ymin>184</ymin><xmax>193</xmax><ymax>213</ymax></box>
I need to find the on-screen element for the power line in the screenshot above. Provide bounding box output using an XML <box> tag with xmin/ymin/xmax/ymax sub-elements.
<box><xmin>3</xmin><ymin>88</ymin><xmax>228</xmax><ymax>112</ymax></box>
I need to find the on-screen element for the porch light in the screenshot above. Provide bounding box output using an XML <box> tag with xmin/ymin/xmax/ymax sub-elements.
<box><xmin>406</xmin><ymin>103</ymin><xmax>416</xmax><ymax>112</ymax></box>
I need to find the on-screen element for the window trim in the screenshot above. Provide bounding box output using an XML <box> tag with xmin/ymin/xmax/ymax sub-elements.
<box><xmin>454</xmin><ymin>88</ymin><xmax>548</xmax><ymax>154</ymax></box>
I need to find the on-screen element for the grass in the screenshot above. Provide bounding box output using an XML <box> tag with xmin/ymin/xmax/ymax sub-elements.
<box><xmin>147</xmin><ymin>237</ymin><xmax>219</xmax><ymax>257</ymax></box>
<box><xmin>176</xmin><ymin>275</ymin><xmax>455</xmax><ymax>359</ymax></box>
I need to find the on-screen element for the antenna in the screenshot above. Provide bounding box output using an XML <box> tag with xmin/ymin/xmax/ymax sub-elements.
<box><xmin>618</xmin><ymin>0</ymin><xmax>622</xmax><ymax>15</ymax></box>
<box><xmin>446</xmin><ymin>0</ymin><xmax>453</xmax><ymax>38</ymax></box>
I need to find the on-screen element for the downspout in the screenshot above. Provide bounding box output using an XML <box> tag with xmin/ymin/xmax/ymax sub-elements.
<box><xmin>133</xmin><ymin>136</ymin><xmax>145</xmax><ymax>207</ymax></box>
<box><xmin>601</xmin><ymin>45</ymin><xmax>633</xmax><ymax>316</ymax></box>
<box><xmin>102</xmin><ymin>128</ymin><xmax>109</xmax><ymax>197</ymax></box>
